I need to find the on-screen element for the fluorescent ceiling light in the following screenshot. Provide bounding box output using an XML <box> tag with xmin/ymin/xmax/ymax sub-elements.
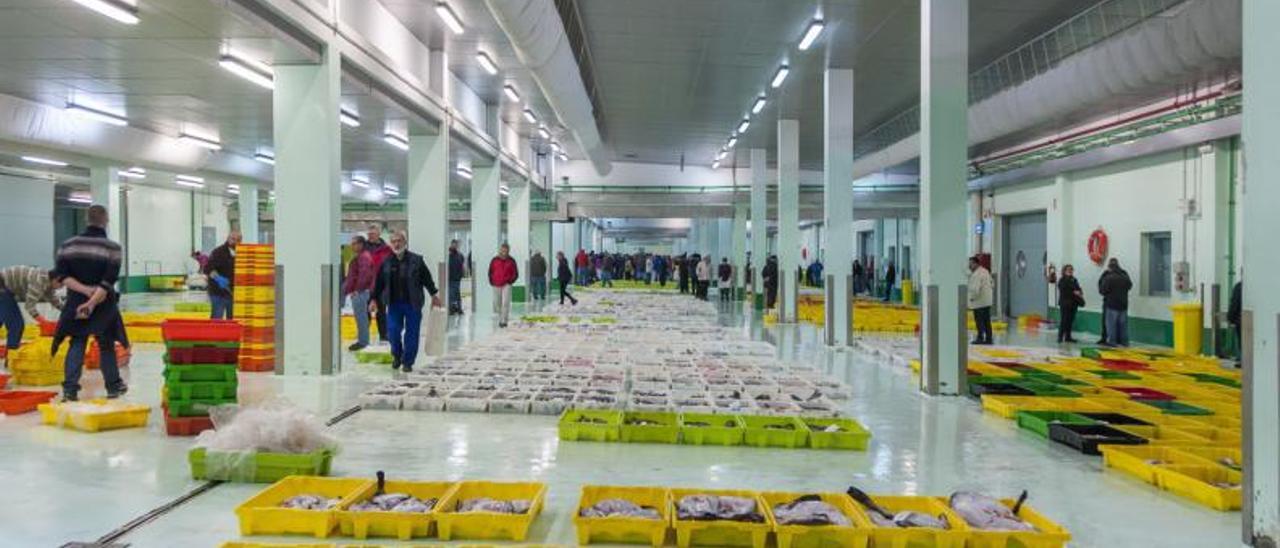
<box><xmin>550</xmin><ymin>142</ymin><xmax>562</xmax><ymax>153</ymax></box>
<box><xmin>522</xmin><ymin>109</ymin><xmax>537</xmax><ymax>123</ymax></box>
<box><xmin>219</xmin><ymin>53</ymin><xmax>274</xmax><ymax>90</ymax></box>
<box><xmin>798</xmin><ymin>19</ymin><xmax>825</xmax><ymax>50</ymax></box>
<box><xmin>499</xmin><ymin>184</ymin><xmax>510</xmax><ymax>196</ymax></box>
<box><xmin>716</xmin><ymin>150</ymin><xmax>727</xmax><ymax>161</ymax></box>
<box><xmin>119</xmin><ymin>167</ymin><xmax>146</xmax><ymax>179</ymax></box>
<box><xmin>503</xmin><ymin>84</ymin><xmax>521</xmax><ymax>103</ymax></box>
<box><xmin>537</xmin><ymin>126</ymin><xmax>550</xmax><ymax>140</ymax></box>
<box><xmin>175</xmin><ymin>174</ymin><xmax>205</xmax><ymax>189</ymax></box>
<box><xmin>751</xmin><ymin>96</ymin><xmax>767</xmax><ymax>115</ymax></box>
<box><xmin>384</xmin><ymin>184</ymin><xmax>401</xmax><ymax>196</ymax></box>
<box><xmin>736</xmin><ymin>119</ymin><xmax>751</xmax><ymax>134</ymax></box>
<box><xmin>254</xmin><ymin>152</ymin><xmax>275</xmax><ymax>165</ymax></box>
<box><xmin>711</xmin><ymin>160</ymin><xmax>721</xmax><ymax>170</ymax></box>
<box><xmin>228</xmin><ymin>184</ymin><xmax>240</xmax><ymax>190</ymax></box>
<box><xmin>435</xmin><ymin>2</ymin><xmax>464</xmax><ymax>35</ymax></box>
<box><xmin>21</xmin><ymin>156</ymin><xmax>68</xmax><ymax>167</ymax></box>
<box><xmin>771</xmin><ymin>65</ymin><xmax>790</xmax><ymax>88</ymax></box>
<box><xmin>339</xmin><ymin>108</ymin><xmax>361</xmax><ymax>128</ymax></box>
<box><xmin>179</xmin><ymin>133</ymin><xmax>222</xmax><ymax>151</ymax></box>
<box><xmin>476</xmin><ymin>51</ymin><xmax>499</xmax><ymax>75</ymax></box>
<box><xmin>66</xmin><ymin>102</ymin><xmax>127</xmax><ymax>126</ymax></box>
<box><xmin>456</xmin><ymin>165</ymin><xmax>474</xmax><ymax>180</ymax></box>
<box><xmin>727</xmin><ymin>137</ymin><xmax>738</xmax><ymax>148</ymax></box>
<box><xmin>383</xmin><ymin>133</ymin><xmax>409</xmax><ymax>151</ymax></box>
<box><xmin>70</xmin><ymin>0</ymin><xmax>138</xmax><ymax>25</ymax></box>
<box><xmin>67</xmin><ymin>193</ymin><xmax>93</xmax><ymax>205</ymax></box>
<box><xmin>556</xmin><ymin>152</ymin><xmax>568</xmax><ymax>162</ymax></box>
<box><xmin>350</xmin><ymin>176</ymin><xmax>370</xmax><ymax>189</ymax></box>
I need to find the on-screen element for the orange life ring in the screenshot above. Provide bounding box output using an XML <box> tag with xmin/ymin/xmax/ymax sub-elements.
<box><xmin>1087</xmin><ymin>229</ymin><xmax>1108</xmax><ymax>265</ymax></box>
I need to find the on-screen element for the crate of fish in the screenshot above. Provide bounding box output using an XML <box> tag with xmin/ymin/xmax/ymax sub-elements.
<box><xmin>338</xmin><ymin>474</ymin><xmax>457</xmax><ymax>540</ymax></box>
<box><xmin>1176</xmin><ymin>446</ymin><xmax>1243</xmax><ymax>471</ymax></box>
<box><xmin>489</xmin><ymin>391</ymin><xmax>534</xmax><ymax>414</ymax></box>
<box><xmin>235</xmin><ymin>476</ymin><xmax>372</xmax><ymax>537</ymax></box>
<box><xmin>670</xmin><ymin>488</ymin><xmax>773</xmax><ymax>548</ymax></box>
<box><xmin>1111</xmin><ymin>424</ymin><xmax>1209</xmax><ymax>446</ymax></box>
<box><xmin>559</xmin><ymin>409</ymin><xmax>623</xmax><ymax>442</ymax></box>
<box><xmin>531</xmin><ymin>389</ymin><xmax>577</xmax><ymax>415</ymax></box>
<box><xmin>574</xmin><ymin>485</ymin><xmax>671</xmax><ymax>546</ymax></box>
<box><xmin>190</xmin><ymin>448</ymin><xmax>335</xmax><ymax>483</ymax></box>
<box><xmin>847</xmin><ymin>493</ymin><xmax>968</xmax><ymax>548</ymax></box>
<box><xmin>944</xmin><ymin>492</ymin><xmax>1071</xmax><ymax>547</ymax></box>
<box><xmin>760</xmin><ymin>492</ymin><xmax>870</xmax><ymax>548</ymax></box>
<box><xmin>402</xmin><ymin>385</ymin><xmax>449</xmax><ymax>412</ymax></box>
<box><xmin>741</xmin><ymin>415</ymin><xmax>809</xmax><ymax>449</ymax></box>
<box><xmin>679</xmin><ymin>413</ymin><xmax>745</xmax><ymax>446</ymax></box>
<box><xmin>1048</xmin><ymin>423</ymin><xmax>1148</xmax><ymax>455</ymax></box>
<box><xmin>802</xmin><ymin>418</ymin><xmax>871</xmax><ymax>451</ymax></box>
<box><xmin>1153</xmin><ymin>465</ymin><xmax>1242</xmax><ymax>511</ymax></box>
<box><xmin>1099</xmin><ymin>445</ymin><xmax>1211</xmax><ymax>484</ymax></box>
<box><xmin>435</xmin><ymin>481</ymin><xmax>546</xmax><ymax>541</ymax></box>
<box><xmin>444</xmin><ymin>389</ymin><xmax>493</xmax><ymax>413</ymax></box>
<box><xmin>621</xmin><ymin>411</ymin><xmax>680</xmax><ymax>444</ymax></box>
<box><xmin>39</xmin><ymin>400</ymin><xmax>151</xmax><ymax>432</ymax></box>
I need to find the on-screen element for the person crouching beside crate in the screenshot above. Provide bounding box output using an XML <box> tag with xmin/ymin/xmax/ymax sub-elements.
<box><xmin>51</xmin><ymin>205</ymin><xmax>129</xmax><ymax>401</ymax></box>
<box><xmin>369</xmin><ymin>231</ymin><xmax>441</xmax><ymax>373</ymax></box>
<box><xmin>0</xmin><ymin>265</ymin><xmax>65</xmax><ymax>351</ymax></box>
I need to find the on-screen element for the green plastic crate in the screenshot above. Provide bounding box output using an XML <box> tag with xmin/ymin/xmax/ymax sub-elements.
<box><xmin>620</xmin><ymin>411</ymin><xmax>680</xmax><ymax>444</ymax></box>
<box><xmin>1139</xmin><ymin>400</ymin><xmax>1214</xmax><ymax>416</ymax></box>
<box><xmin>1081</xmin><ymin>347</ymin><xmax>1105</xmax><ymax>359</ymax></box>
<box><xmin>742</xmin><ymin>415</ymin><xmax>809</xmax><ymax>448</ymax></box>
<box><xmin>163</xmin><ymin>364</ymin><xmax>239</xmax><ymax>384</ymax></box>
<box><xmin>189</xmin><ymin>447</ymin><xmax>334</xmax><ymax>483</ymax></box>
<box><xmin>173</xmin><ymin>302</ymin><xmax>212</xmax><ymax>313</ymax></box>
<box><xmin>355</xmin><ymin>350</ymin><xmax>394</xmax><ymax>364</ymax></box>
<box><xmin>166</xmin><ymin>380</ymin><xmax>238</xmax><ymax>401</ymax></box>
<box><xmin>167</xmin><ymin>396</ymin><xmax>238</xmax><ymax>417</ymax></box>
<box><xmin>1014</xmin><ymin>380</ymin><xmax>1081</xmax><ymax>398</ymax></box>
<box><xmin>558</xmin><ymin>409</ymin><xmax>622</xmax><ymax>442</ymax></box>
<box><xmin>1185</xmin><ymin>373</ymin><xmax>1242</xmax><ymax>389</ymax></box>
<box><xmin>803</xmin><ymin>417</ymin><xmax>871</xmax><ymax>450</ymax></box>
<box><xmin>679</xmin><ymin>413</ymin><xmax>745</xmax><ymax>446</ymax></box>
<box><xmin>1015</xmin><ymin>410</ymin><xmax>1097</xmax><ymax>439</ymax></box>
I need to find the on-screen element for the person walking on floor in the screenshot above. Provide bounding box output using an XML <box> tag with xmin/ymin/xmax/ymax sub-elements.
<box><xmin>52</xmin><ymin>205</ymin><xmax>129</xmax><ymax>401</ymax></box>
<box><xmin>1056</xmin><ymin>264</ymin><xmax>1084</xmax><ymax>344</ymax></box>
<box><xmin>341</xmin><ymin>235</ymin><xmax>376</xmax><ymax>351</ymax></box>
<box><xmin>763</xmin><ymin>255</ymin><xmax>779</xmax><ymax>309</ymax></box>
<box><xmin>677</xmin><ymin>254</ymin><xmax>690</xmax><ymax>294</ymax></box>
<box><xmin>556</xmin><ymin>251</ymin><xmax>578</xmax><ymax>305</ymax></box>
<box><xmin>369</xmin><ymin>231</ymin><xmax>441</xmax><ymax>373</ymax></box>
<box><xmin>0</xmin><ymin>265</ymin><xmax>64</xmax><ymax>351</ymax></box>
<box><xmin>695</xmin><ymin>255</ymin><xmax>712</xmax><ymax>301</ymax></box>
<box><xmin>1228</xmin><ymin>279</ymin><xmax>1243</xmax><ymax>363</ymax></box>
<box><xmin>1098</xmin><ymin>258</ymin><xmax>1133</xmax><ymax>347</ymax></box>
<box><xmin>718</xmin><ymin>258</ymin><xmax>733</xmax><ymax>301</ymax></box>
<box><xmin>968</xmin><ymin>256</ymin><xmax>995</xmax><ymax>345</ymax></box>
<box><xmin>852</xmin><ymin>260</ymin><xmax>865</xmax><ymax>294</ymax></box>
<box><xmin>574</xmin><ymin>249</ymin><xmax>589</xmax><ymax>286</ymax></box>
<box><xmin>488</xmin><ymin>243</ymin><xmax>519</xmax><ymax>328</ymax></box>
<box><xmin>447</xmin><ymin>240</ymin><xmax>465</xmax><ymax>316</ymax></box>
<box><xmin>601</xmin><ymin>254</ymin><xmax>615</xmax><ymax>287</ymax></box>
<box><xmin>883</xmin><ymin>260</ymin><xmax>897</xmax><ymax>302</ymax></box>
<box><xmin>529</xmin><ymin>250</ymin><xmax>548</xmax><ymax>301</ymax></box>
<box><xmin>203</xmin><ymin>231</ymin><xmax>240</xmax><ymax>320</ymax></box>
<box><xmin>1095</xmin><ymin>268</ymin><xmax>1109</xmax><ymax>345</ymax></box>
<box><xmin>364</xmin><ymin>224</ymin><xmax>393</xmax><ymax>342</ymax></box>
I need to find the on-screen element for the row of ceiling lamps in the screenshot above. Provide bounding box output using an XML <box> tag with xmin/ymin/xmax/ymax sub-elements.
<box><xmin>18</xmin><ymin>153</ymin><xmax>222</xmax><ymax>192</ymax></box>
<box><xmin>712</xmin><ymin>13</ymin><xmax>826</xmax><ymax>170</ymax></box>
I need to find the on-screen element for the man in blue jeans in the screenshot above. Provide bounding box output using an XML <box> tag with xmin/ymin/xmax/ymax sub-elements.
<box><xmin>447</xmin><ymin>239</ymin><xmax>465</xmax><ymax>315</ymax></box>
<box><xmin>203</xmin><ymin>231</ymin><xmax>241</xmax><ymax>319</ymax></box>
<box><xmin>0</xmin><ymin>266</ymin><xmax>64</xmax><ymax>350</ymax></box>
<box><xmin>369</xmin><ymin>231</ymin><xmax>441</xmax><ymax>373</ymax></box>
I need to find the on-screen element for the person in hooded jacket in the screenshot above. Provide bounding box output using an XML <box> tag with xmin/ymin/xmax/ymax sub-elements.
<box><xmin>1098</xmin><ymin>258</ymin><xmax>1134</xmax><ymax>346</ymax></box>
<box><xmin>1056</xmin><ymin>264</ymin><xmax>1084</xmax><ymax>344</ymax></box>
<box><xmin>556</xmin><ymin>251</ymin><xmax>578</xmax><ymax>305</ymax></box>
<box><xmin>763</xmin><ymin>255</ymin><xmax>779</xmax><ymax>309</ymax></box>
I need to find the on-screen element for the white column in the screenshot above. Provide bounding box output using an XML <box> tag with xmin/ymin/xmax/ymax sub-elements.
<box><xmin>732</xmin><ymin>202</ymin><xmax>748</xmax><ymax>299</ymax></box>
<box><xmin>471</xmin><ymin>163</ymin><xmax>501</xmax><ymax>315</ymax></box>
<box><xmin>750</xmin><ymin>148</ymin><xmax>768</xmax><ymax>309</ymax></box>
<box><xmin>824</xmin><ymin>68</ymin><xmax>855</xmax><ymax>346</ymax></box>
<box><xmin>238</xmin><ymin>181</ymin><xmax>260</xmax><ymax>243</ymax></box>
<box><xmin>89</xmin><ymin>164</ymin><xmax>121</xmax><ymax>242</ymax></box>
<box><xmin>274</xmin><ymin>47</ymin><xmax>342</xmax><ymax>375</ymax></box>
<box><xmin>1244</xmin><ymin>0</ymin><xmax>1280</xmax><ymax>541</ymax></box>
<box><xmin>408</xmin><ymin>129</ymin><xmax>450</xmax><ymax>286</ymax></box>
<box><xmin>919</xmin><ymin>0</ymin><xmax>969</xmax><ymax>396</ymax></box>
<box><xmin>777</xmin><ymin>119</ymin><xmax>800</xmax><ymax>322</ymax></box>
<box><xmin>509</xmin><ymin>181</ymin><xmax>531</xmax><ymax>302</ymax></box>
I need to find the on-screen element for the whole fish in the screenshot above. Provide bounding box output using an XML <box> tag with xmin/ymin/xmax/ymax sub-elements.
<box><xmin>948</xmin><ymin>491</ymin><xmax>1035</xmax><ymax>532</ymax></box>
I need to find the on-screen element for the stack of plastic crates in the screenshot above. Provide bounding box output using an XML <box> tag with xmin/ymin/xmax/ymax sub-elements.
<box><xmin>7</xmin><ymin>338</ymin><xmax>68</xmax><ymax>386</ymax></box>
<box><xmin>162</xmin><ymin>319</ymin><xmax>241</xmax><ymax>436</ymax></box>
<box><xmin>235</xmin><ymin>244</ymin><xmax>275</xmax><ymax>372</ymax></box>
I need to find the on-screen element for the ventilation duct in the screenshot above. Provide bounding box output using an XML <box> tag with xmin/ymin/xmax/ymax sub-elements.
<box><xmin>483</xmin><ymin>0</ymin><xmax>612</xmax><ymax>176</ymax></box>
<box><xmin>852</xmin><ymin>0</ymin><xmax>1240</xmax><ymax>179</ymax></box>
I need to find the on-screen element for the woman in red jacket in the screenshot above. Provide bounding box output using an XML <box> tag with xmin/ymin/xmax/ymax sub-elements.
<box><xmin>488</xmin><ymin>243</ymin><xmax>519</xmax><ymax>327</ymax></box>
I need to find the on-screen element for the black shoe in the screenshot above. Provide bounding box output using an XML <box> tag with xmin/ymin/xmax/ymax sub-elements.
<box><xmin>62</xmin><ymin>393</ymin><xmax>78</xmax><ymax>403</ymax></box>
<box><xmin>348</xmin><ymin>342</ymin><xmax>367</xmax><ymax>352</ymax></box>
<box><xmin>107</xmin><ymin>385</ymin><xmax>128</xmax><ymax>399</ymax></box>
<box><xmin>1065</xmin><ymin>338</ymin><xmax>1078</xmax><ymax>343</ymax></box>
<box><xmin>499</xmin><ymin>322</ymin><xmax>508</xmax><ymax>328</ymax></box>
<box><xmin>970</xmin><ymin>339</ymin><xmax>983</xmax><ymax>345</ymax></box>
<box><xmin>392</xmin><ymin>356</ymin><xmax>402</xmax><ymax>371</ymax></box>
<box><xmin>401</xmin><ymin>366</ymin><xmax>413</xmax><ymax>374</ymax></box>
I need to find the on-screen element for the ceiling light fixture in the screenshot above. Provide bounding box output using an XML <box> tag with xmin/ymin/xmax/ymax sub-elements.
<box><xmin>118</xmin><ymin>167</ymin><xmax>146</xmax><ymax>179</ymax></box>
<box><xmin>771</xmin><ymin>65</ymin><xmax>790</xmax><ymax>88</ymax></box>
<box><xmin>556</xmin><ymin>152</ymin><xmax>569</xmax><ymax>162</ymax></box>
<box><xmin>178</xmin><ymin>132</ymin><xmax>222</xmax><ymax>151</ymax></box>
<box><xmin>751</xmin><ymin>96</ymin><xmax>767</xmax><ymax>115</ymax></box>
<box><xmin>798</xmin><ymin>18</ymin><xmax>826</xmax><ymax>50</ymax></box>
<box><xmin>66</xmin><ymin>101</ymin><xmax>128</xmax><ymax>126</ymax></box>
<box><xmin>503</xmin><ymin>84</ymin><xmax>521</xmax><ymax>103</ymax></box>
<box><xmin>476</xmin><ymin>51</ymin><xmax>499</xmax><ymax>75</ymax></box>
<box><xmin>21</xmin><ymin>156</ymin><xmax>68</xmax><ymax>167</ymax></box>
<box><xmin>227</xmin><ymin>183</ymin><xmax>240</xmax><ymax>195</ymax></box>
<box><xmin>736</xmin><ymin>119</ymin><xmax>751</xmax><ymax>134</ymax></box>
<box><xmin>456</xmin><ymin>165</ymin><xmax>474</xmax><ymax>180</ymax></box>
<box><xmin>716</xmin><ymin>150</ymin><xmax>727</xmax><ymax>161</ymax></box>
<box><xmin>350</xmin><ymin>176</ymin><xmax>370</xmax><ymax>189</ymax></box>
<box><xmin>537</xmin><ymin>126</ymin><xmax>551</xmax><ymax>140</ymax></box>
<box><xmin>384</xmin><ymin>184</ymin><xmax>401</xmax><ymax>196</ymax></box>
<box><xmin>70</xmin><ymin>0</ymin><xmax>139</xmax><ymax>25</ymax></box>
<box><xmin>711</xmin><ymin>160</ymin><xmax>721</xmax><ymax>170</ymax></box>
<box><xmin>499</xmin><ymin>184</ymin><xmax>510</xmax><ymax>196</ymax></box>
<box><xmin>434</xmin><ymin>1</ymin><xmax>464</xmax><ymax>35</ymax></box>
<box><xmin>522</xmin><ymin>109</ymin><xmax>537</xmax><ymax>123</ymax></box>
<box><xmin>67</xmin><ymin>193</ymin><xmax>93</xmax><ymax>205</ymax></box>
<box><xmin>383</xmin><ymin>132</ymin><xmax>409</xmax><ymax>151</ymax></box>
<box><xmin>727</xmin><ymin>137</ymin><xmax>738</xmax><ymax>148</ymax></box>
<box><xmin>175</xmin><ymin>174</ymin><xmax>205</xmax><ymax>189</ymax></box>
<box><xmin>254</xmin><ymin>152</ymin><xmax>275</xmax><ymax>165</ymax></box>
<box><xmin>219</xmin><ymin>53</ymin><xmax>274</xmax><ymax>90</ymax></box>
<box><xmin>339</xmin><ymin>108</ymin><xmax>361</xmax><ymax>128</ymax></box>
<box><xmin>550</xmin><ymin>142</ymin><xmax>562</xmax><ymax>153</ymax></box>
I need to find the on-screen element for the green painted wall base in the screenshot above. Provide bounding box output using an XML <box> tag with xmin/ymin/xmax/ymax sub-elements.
<box><xmin>754</xmin><ymin>293</ymin><xmax>765</xmax><ymax>311</ymax></box>
<box><xmin>1048</xmin><ymin>307</ymin><xmax>1236</xmax><ymax>356</ymax></box>
<box><xmin>512</xmin><ymin>285</ymin><xmax>526</xmax><ymax>303</ymax></box>
<box><xmin>121</xmin><ymin>275</ymin><xmax>186</xmax><ymax>294</ymax></box>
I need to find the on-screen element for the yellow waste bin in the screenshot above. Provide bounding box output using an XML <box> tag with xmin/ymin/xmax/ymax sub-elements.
<box><xmin>900</xmin><ymin>279</ymin><xmax>914</xmax><ymax>306</ymax></box>
<box><xmin>1170</xmin><ymin>302</ymin><xmax>1203</xmax><ymax>355</ymax></box>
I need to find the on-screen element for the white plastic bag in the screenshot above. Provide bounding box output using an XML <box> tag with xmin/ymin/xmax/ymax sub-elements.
<box><xmin>423</xmin><ymin>305</ymin><xmax>448</xmax><ymax>357</ymax></box>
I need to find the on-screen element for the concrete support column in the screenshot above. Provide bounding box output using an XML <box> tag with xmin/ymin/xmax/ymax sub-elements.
<box><xmin>1243</xmin><ymin>0</ymin><xmax>1280</xmax><ymax>541</ymax></box>
<box><xmin>777</xmin><ymin>119</ymin><xmax>800</xmax><ymax>322</ymax></box>
<box><xmin>918</xmin><ymin>0</ymin><xmax>969</xmax><ymax>396</ymax></box>
<box><xmin>89</xmin><ymin>165</ymin><xmax>121</xmax><ymax>242</ymax></box>
<box><xmin>273</xmin><ymin>47</ymin><xmax>342</xmax><ymax>376</ymax></box>
<box><xmin>238</xmin><ymin>181</ymin><xmax>260</xmax><ymax>244</ymax></box>
<box><xmin>509</xmin><ymin>182</ymin><xmax>531</xmax><ymax>302</ymax></box>
<box><xmin>824</xmin><ymin>68</ymin><xmax>855</xmax><ymax>346</ymax></box>
<box><xmin>471</xmin><ymin>164</ymin><xmax>501</xmax><ymax>315</ymax></box>
<box><xmin>750</xmin><ymin>148</ymin><xmax>768</xmax><ymax>309</ymax></box>
<box><xmin>408</xmin><ymin>129</ymin><xmax>450</xmax><ymax>289</ymax></box>
<box><xmin>732</xmin><ymin>202</ymin><xmax>748</xmax><ymax>299</ymax></box>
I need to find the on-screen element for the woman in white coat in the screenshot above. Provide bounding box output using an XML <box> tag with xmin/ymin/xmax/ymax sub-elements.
<box><xmin>968</xmin><ymin>256</ymin><xmax>995</xmax><ymax>345</ymax></box>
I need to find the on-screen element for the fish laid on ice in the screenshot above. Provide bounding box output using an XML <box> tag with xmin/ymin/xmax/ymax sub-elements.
<box><xmin>772</xmin><ymin>496</ymin><xmax>851</xmax><ymax>526</ymax></box>
<box><xmin>579</xmin><ymin>498</ymin><xmax>662</xmax><ymax>519</ymax></box>
<box><xmin>948</xmin><ymin>491</ymin><xmax>1035</xmax><ymax>532</ymax></box>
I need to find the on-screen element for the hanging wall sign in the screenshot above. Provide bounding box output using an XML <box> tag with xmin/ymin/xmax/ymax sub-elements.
<box><xmin>1087</xmin><ymin>228</ymin><xmax>1109</xmax><ymax>265</ymax></box>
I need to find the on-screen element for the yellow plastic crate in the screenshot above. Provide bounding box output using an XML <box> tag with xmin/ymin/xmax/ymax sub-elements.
<box><xmin>39</xmin><ymin>400</ymin><xmax>151</xmax><ymax>432</ymax></box>
<box><xmin>338</xmin><ymin>480</ymin><xmax>458</xmax><ymax>540</ymax></box>
<box><xmin>1100</xmin><ymin>445</ymin><xmax>1217</xmax><ymax>484</ymax></box>
<box><xmin>670</xmin><ymin>488</ymin><xmax>772</xmax><ymax>548</ymax></box>
<box><xmin>14</xmin><ymin>369</ymin><xmax>64</xmax><ymax>386</ymax></box>
<box><xmin>981</xmin><ymin>396</ymin><xmax>1049</xmax><ymax>419</ymax></box>
<box><xmin>857</xmin><ymin>495</ymin><xmax>968</xmax><ymax>548</ymax></box>
<box><xmin>948</xmin><ymin>497</ymin><xmax>1070</xmax><ymax>548</ymax></box>
<box><xmin>573</xmin><ymin>485</ymin><xmax>671</xmax><ymax>547</ymax></box>
<box><xmin>220</xmin><ymin>544</ymin><xmax>331</xmax><ymax>548</ymax></box>
<box><xmin>127</xmin><ymin>326</ymin><xmax>164</xmax><ymax>343</ymax></box>
<box><xmin>760</xmin><ymin>492</ymin><xmax>870</xmax><ymax>548</ymax></box>
<box><xmin>235</xmin><ymin>286</ymin><xmax>277</xmax><ymax>301</ymax></box>
<box><xmin>235</xmin><ymin>476</ymin><xmax>373</xmax><ymax>538</ymax></box>
<box><xmin>435</xmin><ymin>481</ymin><xmax>547</xmax><ymax>541</ymax></box>
<box><xmin>1154</xmin><ymin>465</ymin><xmax>1242</xmax><ymax>511</ymax></box>
<box><xmin>1166</xmin><ymin>426</ymin><xmax>1241</xmax><ymax>447</ymax></box>
<box><xmin>1175</xmin><ymin>446</ymin><xmax>1243</xmax><ymax>470</ymax></box>
<box><xmin>1113</xmin><ymin>425</ymin><xmax>1210</xmax><ymax>446</ymax></box>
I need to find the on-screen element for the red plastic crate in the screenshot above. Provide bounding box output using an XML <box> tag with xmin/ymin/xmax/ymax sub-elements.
<box><xmin>85</xmin><ymin>341</ymin><xmax>131</xmax><ymax>370</ymax></box>
<box><xmin>167</xmin><ymin>346</ymin><xmax>241</xmax><ymax>365</ymax></box>
<box><xmin>0</xmin><ymin>391</ymin><xmax>57</xmax><ymax>414</ymax></box>
<box><xmin>238</xmin><ymin>359</ymin><xmax>274</xmax><ymax>372</ymax></box>
<box><xmin>163</xmin><ymin>406</ymin><xmax>215</xmax><ymax>436</ymax></box>
<box><xmin>38</xmin><ymin>318</ymin><xmax>57</xmax><ymax>337</ymax></box>
<box><xmin>161</xmin><ymin>319</ymin><xmax>243</xmax><ymax>343</ymax></box>
<box><xmin>0</xmin><ymin>373</ymin><xmax>8</xmax><ymax>389</ymax></box>
<box><xmin>1100</xmin><ymin>359</ymin><xmax>1150</xmax><ymax>371</ymax></box>
<box><xmin>1108</xmin><ymin>386</ymin><xmax>1177</xmax><ymax>401</ymax></box>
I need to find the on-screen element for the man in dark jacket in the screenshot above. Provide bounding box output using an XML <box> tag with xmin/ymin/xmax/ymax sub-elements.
<box><xmin>53</xmin><ymin>205</ymin><xmax>128</xmax><ymax>401</ymax></box>
<box><xmin>369</xmin><ymin>231</ymin><xmax>440</xmax><ymax>372</ymax></box>
<box><xmin>447</xmin><ymin>239</ymin><xmax>465</xmax><ymax>315</ymax></box>
<box><xmin>883</xmin><ymin>260</ymin><xmax>897</xmax><ymax>302</ymax></box>
<box><xmin>718</xmin><ymin>258</ymin><xmax>733</xmax><ymax>301</ymax></box>
<box><xmin>365</xmin><ymin>224</ymin><xmax>393</xmax><ymax>341</ymax></box>
<box><xmin>529</xmin><ymin>251</ymin><xmax>548</xmax><ymax>301</ymax></box>
<box><xmin>203</xmin><ymin>231</ymin><xmax>240</xmax><ymax>319</ymax></box>
<box><xmin>677</xmin><ymin>254</ymin><xmax>691</xmax><ymax>294</ymax></box>
<box><xmin>1098</xmin><ymin>258</ymin><xmax>1134</xmax><ymax>347</ymax></box>
<box><xmin>556</xmin><ymin>251</ymin><xmax>578</xmax><ymax>305</ymax></box>
<box><xmin>763</xmin><ymin>255</ymin><xmax>779</xmax><ymax>309</ymax></box>
<box><xmin>1228</xmin><ymin>279</ymin><xmax>1242</xmax><ymax>362</ymax></box>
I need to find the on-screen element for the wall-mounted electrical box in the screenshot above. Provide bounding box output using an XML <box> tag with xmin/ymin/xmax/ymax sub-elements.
<box><xmin>1174</xmin><ymin>261</ymin><xmax>1192</xmax><ymax>293</ymax></box>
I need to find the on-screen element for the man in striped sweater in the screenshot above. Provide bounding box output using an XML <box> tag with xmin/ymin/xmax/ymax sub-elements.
<box><xmin>0</xmin><ymin>265</ymin><xmax>64</xmax><ymax>350</ymax></box>
<box><xmin>51</xmin><ymin>205</ymin><xmax>129</xmax><ymax>401</ymax></box>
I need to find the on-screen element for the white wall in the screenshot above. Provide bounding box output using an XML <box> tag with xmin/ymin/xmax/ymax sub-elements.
<box><xmin>449</xmin><ymin>73</ymin><xmax>487</xmax><ymax>134</ymax></box>
<box><xmin>125</xmin><ymin>185</ymin><xmax>228</xmax><ymax>276</ymax></box>
<box><xmin>0</xmin><ymin>175</ymin><xmax>54</xmax><ymax>268</ymax></box>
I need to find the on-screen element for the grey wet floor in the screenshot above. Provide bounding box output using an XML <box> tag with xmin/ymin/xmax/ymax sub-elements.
<box><xmin>0</xmin><ymin>292</ymin><xmax>1240</xmax><ymax>547</ymax></box>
